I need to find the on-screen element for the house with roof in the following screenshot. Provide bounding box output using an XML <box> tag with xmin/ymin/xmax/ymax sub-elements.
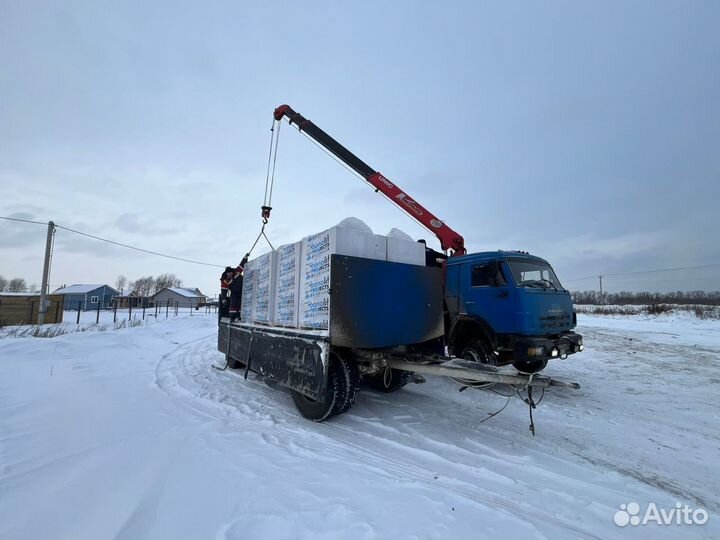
<box><xmin>53</xmin><ymin>284</ymin><xmax>120</xmax><ymax>311</ymax></box>
<box><xmin>151</xmin><ymin>287</ymin><xmax>207</xmax><ymax>308</ymax></box>
<box><xmin>112</xmin><ymin>295</ymin><xmax>150</xmax><ymax>309</ymax></box>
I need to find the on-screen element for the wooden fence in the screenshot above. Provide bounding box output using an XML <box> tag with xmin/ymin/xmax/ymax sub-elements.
<box><xmin>0</xmin><ymin>294</ymin><xmax>64</xmax><ymax>326</ymax></box>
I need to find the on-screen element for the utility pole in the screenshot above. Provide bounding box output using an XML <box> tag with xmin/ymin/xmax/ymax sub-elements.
<box><xmin>38</xmin><ymin>220</ymin><xmax>55</xmax><ymax>325</ymax></box>
<box><xmin>598</xmin><ymin>275</ymin><xmax>604</xmax><ymax>306</ymax></box>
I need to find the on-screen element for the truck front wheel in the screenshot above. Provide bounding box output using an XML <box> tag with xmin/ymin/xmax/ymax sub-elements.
<box><xmin>460</xmin><ymin>339</ymin><xmax>497</xmax><ymax>366</ymax></box>
<box><xmin>512</xmin><ymin>358</ymin><xmax>548</xmax><ymax>373</ymax></box>
<box><xmin>365</xmin><ymin>367</ymin><xmax>414</xmax><ymax>393</ymax></box>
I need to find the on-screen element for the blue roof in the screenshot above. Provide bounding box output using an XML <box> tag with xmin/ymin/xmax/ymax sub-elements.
<box><xmin>53</xmin><ymin>284</ymin><xmax>117</xmax><ymax>294</ymax></box>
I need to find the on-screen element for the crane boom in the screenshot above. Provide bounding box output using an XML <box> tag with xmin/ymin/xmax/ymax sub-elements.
<box><xmin>273</xmin><ymin>104</ymin><xmax>466</xmax><ymax>255</ymax></box>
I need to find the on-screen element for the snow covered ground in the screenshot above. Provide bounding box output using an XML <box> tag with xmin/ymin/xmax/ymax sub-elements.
<box><xmin>0</xmin><ymin>307</ymin><xmax>209</xmax><ymax>338</ymax></box>
<box><xmin>0</xmin><ymin>312</ymin><xmax>718</xmax><ymax>539</ymax></box>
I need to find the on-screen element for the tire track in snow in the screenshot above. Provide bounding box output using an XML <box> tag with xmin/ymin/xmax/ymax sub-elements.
<box><xmin>153</xmin><ymin>334</ymin><xmax>692</xmax><ymax>539</ymax></box>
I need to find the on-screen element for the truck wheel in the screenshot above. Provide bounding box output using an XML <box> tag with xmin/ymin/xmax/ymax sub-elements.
<box><xmin>291</xmin><ymin>353</ymin><xmax>348</xmax><ymax>421</ymax></box>
<box><xmin>336</xmin><ymin>353</ymin><xmax>360</xmax><ymax>414</ymax></box>
<box><xmin>461</xmin><ymin>339</ymin><xmax>497</xmax><ymax>366</ymax></box>
<box><xmin>366</xmin><ymin>367</ymin><xmax>414</xmax><ymax>393</ymax></box>
<box><xmin>226</xmin><ymin>355</ymin><xmax>246</xmax><ymax>369</ymax></box>
<box><xmin>512</xmin><ymin>359</ymin><xmax>548</xmax><ymax>373</ymax></box>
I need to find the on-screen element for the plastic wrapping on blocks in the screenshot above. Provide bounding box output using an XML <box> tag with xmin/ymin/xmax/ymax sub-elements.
<box><xmin>273</xmin><ymin>242</ymin><xmax>302</xmax><ymax>327</ymax></box>
<box><xmin>299</xmin><ymin>231</ymin><xmax>331</xmax><ymax>329</ymax></box>
<box><xmin>240</xmin><ymin>259</ymin><xmax>256</xmax><ymax>322</ymax></box>
<box><xmin>386</xmin><ymin>236</ymin><xmax>426</xmax><ymax>266</ymax></box>
<box><xmin>252</xmin><ymin>251</ymin><xmax>278</xmax><ymax>324</ymax></box>
<box><xmin>299</xmin><ymin>227</ymin><xmax>387</xmax><ymax>330</ymax></box>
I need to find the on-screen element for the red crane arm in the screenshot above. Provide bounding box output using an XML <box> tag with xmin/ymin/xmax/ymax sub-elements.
<box><xmin>273</xmin><ymin>104</ymin><xmax>466</xmax><ymax>256</ymax></box>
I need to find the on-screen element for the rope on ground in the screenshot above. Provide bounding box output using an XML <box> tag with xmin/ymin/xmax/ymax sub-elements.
<box><xmin>475</xmin><ymin>395</ymin><xmax>513</xmax><ymax>424</ymax></box>
<box><xmin>512</xmin><ymin>384</ymin><xmax>545</xmax><ymax>436</ymax></box>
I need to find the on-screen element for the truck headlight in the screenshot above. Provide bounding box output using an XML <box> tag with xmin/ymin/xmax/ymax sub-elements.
<box><xmin>527</xmin><ymin>346</ymin><xmax>545</xmax><ymax>357</ymax></box>
<box><xmin>578</xmin><ymin>344</ymin><xmax>584</xmax><ymax>351</ymax></box>
<box><xmin>550</xmin><ymin>348</ymin><xmax>559</xmax><ymax>357</ymax></box>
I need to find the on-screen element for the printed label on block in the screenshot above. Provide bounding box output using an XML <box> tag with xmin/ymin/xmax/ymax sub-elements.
<box><xmin>300</xmin><ymin>231</ymin><xmax>333</xmax><ymax>329</ymax></box>
<box><xmin>252</xmin><ymin>252</ymin><xmax>277</xmax><ymax>324</ymax></box>
<box><xmin>273</xmin><ymin>242</ymin><xmax>302</xmax><ymax>327</ymax></box>
<box><xmin>240</xmin><ymin>260</ymin><xmax>256</xmax><ymax>322</ymax></box>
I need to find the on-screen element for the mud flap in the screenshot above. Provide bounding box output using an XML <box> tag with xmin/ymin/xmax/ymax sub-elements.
<box><xmin>218</xmin><ymin>322</ymin><xmax>329</xmax><ymax>402</ymax></box>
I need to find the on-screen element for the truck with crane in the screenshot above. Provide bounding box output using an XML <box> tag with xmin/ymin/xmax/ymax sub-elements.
<box><xmin>217</xmin><ymin>104</ymin><xmax>582</xmax><ymax>424</ymax></box>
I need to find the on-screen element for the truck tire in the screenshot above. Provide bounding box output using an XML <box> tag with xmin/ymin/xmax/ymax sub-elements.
<box><xmin>336</xmin><ymin>353</ymin><xmax>360</xmax><ymax>414</ymax></box>
<box><xmin>365</xmin><ymin>367</ymin><xmax>414</xmax><ymax>393</ymax></box>
<box><xmin>226</xmin><ymin>355</ymin><xmax>246</xmax><ymax>370</ymax></box>
<box><xmin>291</xmin><ymin>352</ymin><xmax>352</xmax><ymax>421</ymax></box>
<box><xmin>512</xmin><ymin>358</ymin><xmax>548</xmax><ymax>373</ymax></box>
<box><xmin>460</xmin><ymin>339</ymin><xmax>497</xmax><ymax>366</ymax></box>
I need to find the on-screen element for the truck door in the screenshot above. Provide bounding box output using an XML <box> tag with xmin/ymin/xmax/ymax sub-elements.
<box><xmin>459</xmin><ymin>260</ymin><xmax>515</xmax><ymax>334</ymax></box>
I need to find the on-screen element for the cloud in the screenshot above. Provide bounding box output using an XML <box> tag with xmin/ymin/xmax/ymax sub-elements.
<box><xmin>115</xmin><ymin>213</ymin><xmax>183</xmax><ymax>235</ymax></box>
<box><xmin>52</xmin><ymin>230</ymin><xmax>122</xmax><ymax>258</ymax></box>
<box><xmin>0</xmin><ymin>213</ymin><xmax>47</xmax><ymax>248</ymax></box>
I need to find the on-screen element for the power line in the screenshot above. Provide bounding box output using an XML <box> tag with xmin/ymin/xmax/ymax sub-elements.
<box><xmin>600</xmin><ymin>274</ymin><xmax>720</xmax><ymax>284</ymax></box>
<box><xmin>5</xmin><ymin>213</ymin><xmax>720</xmax><ymax>278</ymax></box>
<box><xmin>1</xmin><ymin>215</ymin><xmax>224</xmax><ymax>268</ymax></box>
<box><xmin>564</xmin><ymin>262</ymin><xmax>720</xmax><ymax>283</ymax></box>
<box><xmin>0</xmin><ymin>215</ymin><xmax>47</xmax><ymax>226</ymax></box>
<box><xmin>54</xmin><ymin>225</ymin><xmax>225</xmax><ymax>268</ymax></box>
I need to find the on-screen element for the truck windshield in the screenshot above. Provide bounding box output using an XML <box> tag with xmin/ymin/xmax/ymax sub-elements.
<box><xmin>506</xmin><ymin>259</ymin><xmax>565</xmax><ymax>290</ymax></box>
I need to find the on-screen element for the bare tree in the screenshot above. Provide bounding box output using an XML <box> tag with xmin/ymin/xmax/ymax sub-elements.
<box><xmin>29</xmin><ymin>283</ymin><xmax>38</xmax><ymax>293</ymax></box>
<box><xmin>130</xmin><ymin>276</ymin><xmax>156</xmax><ymax>297</ymax></box>
<box><xmin>572</xmin><ymin>289</ymin><xmax>720</xmax><ymax>306</ymax></box>
<box><xmin>0</xmin><ymin>275</ymin><xmax>7</xmax><ymax>292</ymax></box>
<box><xmin>7</xmin><ymin>278</ymin><xmax>27</xmax><ymax>292</ymax></box>
<box><xmin>154</xmin><ymin>273</ymin><xmax>183</xmax><ymax>293</ymax></box>
<box><xmin>115</xmin><ymin>275</ymin><xmax>127</xmax><ymax>294</ymax></box>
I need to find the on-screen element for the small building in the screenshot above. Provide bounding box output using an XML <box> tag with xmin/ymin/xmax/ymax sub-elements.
<box><xmin>0</xmin><ymin>293</ymin><xmax>64</xmax><ymax>326</ymax></box>
<box><xmin>112</xmin><ymin>296</ymin><xmax>150</xmax><ymax>309</ymax></box>
<box><xmin>53</xmin><ymin>284</ymin><xmax>120</xmax><ymax>311</ymax></box>
<box><xmin>152</xmin><ymin>287</ymin><xmax>207</xmax><ymax>308</ymax></box>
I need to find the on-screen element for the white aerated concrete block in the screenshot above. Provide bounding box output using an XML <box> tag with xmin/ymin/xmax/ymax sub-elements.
<box><xmin>386</xmin><ymin>237</ymin><xmax>426</xmax><ymax>266</ymax></box>
<box><xmin>273</xmin><ymin>242</ymin><xmax>302</xmax><ymax>327</ymax></box>
<box><xmin>299</xmin><ymin>226</ymin><xmax>386</xmax><ymax>330</ymax></box>
<box><xmin>252</xmin><ymin>251</ymin><xmax>278</xmax><ymax>324</ymax></box>
<box><xmin>240</xmin><ymin>259</ymin><xmax>256</xmax><ymax>322</ymax></box>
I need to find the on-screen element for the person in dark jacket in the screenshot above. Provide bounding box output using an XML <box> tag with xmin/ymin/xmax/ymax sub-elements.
<box><xmin>417</xmin><ymin>239</ymin><xmax>447</xmax><ymax>267</ymax></box>
<box><xmin>219</xmin><ymin>267</ymin><xmax>233</xmax><ymax>319</ymax></box>
<box><xmin>220</xmin><ymin>253</ymin><xmax>249</xmax><ymax>321</ymax></box>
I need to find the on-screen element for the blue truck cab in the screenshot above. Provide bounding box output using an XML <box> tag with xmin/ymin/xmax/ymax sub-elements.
<box><xmin>444</xmin><ymin>250</ymin><xmax>583</xmax><ymax>372</ymax></box>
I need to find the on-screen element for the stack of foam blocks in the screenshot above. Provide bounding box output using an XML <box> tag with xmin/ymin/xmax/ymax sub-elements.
<box><xmin>239</xmin><ymin>219</ymin><xmax>426</xmax><ymax>331</ymax></box>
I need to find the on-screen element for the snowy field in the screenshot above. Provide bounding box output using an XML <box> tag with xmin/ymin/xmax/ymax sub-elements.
<box><xmin>0</xmin><ymin>312</ymin><xmax>718</xmax><ymax>539</ymax></box>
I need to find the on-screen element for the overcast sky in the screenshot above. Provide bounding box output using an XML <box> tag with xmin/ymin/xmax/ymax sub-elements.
<box><xmin>1</xmin><ymin>0</ymin><xmax>719</xmax><ymax>296</ymax></box>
